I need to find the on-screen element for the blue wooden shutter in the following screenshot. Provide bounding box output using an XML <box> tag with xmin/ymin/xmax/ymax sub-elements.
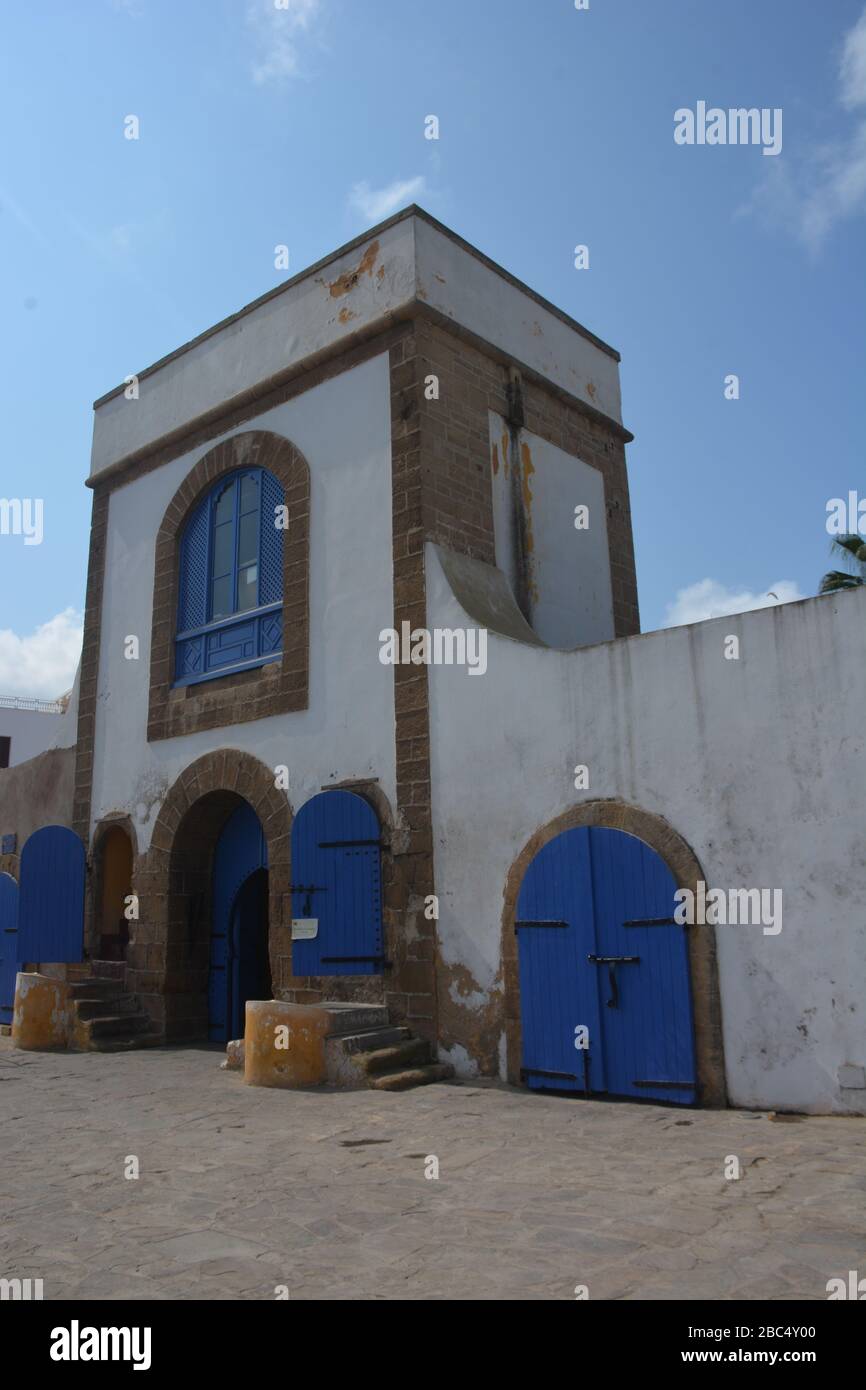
<box><xmin>259</xmin><ymin>470</ymin><xmax>284</xmax><ymax>604</ymax></box>
<box><xmin>258</xmin><ymin>469</ymin><xmax>283</xmax><ymax>657</ymax></box>
<box><xmin>176</xmin><ymin>496</ymin><xmax>209</xmax><ymax>679</ymax></box>
<box><xmin>18</xmin><ymin>826</ymin><xmax>85</xmax><ymax>964</ymax></box>
<box><xmin>0</xmin><ymin>872</ymin><xmax>20</xmax><ymax>1025</ymax></box>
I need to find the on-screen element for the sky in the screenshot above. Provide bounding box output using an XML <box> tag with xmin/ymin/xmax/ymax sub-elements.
<box><xmin>0</xmin><ymin>0</ymin><xmax>863</xmax><ymax>697</ymax></box>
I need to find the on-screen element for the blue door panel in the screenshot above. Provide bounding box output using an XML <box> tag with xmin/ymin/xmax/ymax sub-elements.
<box><xmin>18</xmin><ymin>826</ymin><xmax>85</xmax><ymax>964</ymax></box>
<box><xmin>516</xmin><ymin>828</ymin><xmax>604</xmax><ymax>1093</ymax></box>
<box><xmin>590</xmin><ymin>829</ymin><xmax>696</xmax><ymax>1104</ymax></box>
<box><xmin>0</xmin><ymin>873</ymin><xmax>20</xmax><ymax>1026</ymax></box>
<box><xmin>209</xmin><ymin>802</ymin><xmax>268</xmax><ymax>1042</ymax></box>
<box><xmin>516</xmin><ymin>826</ymin><xmax>697</xmax><ymax>1105</ymax></box>
<box><xmin>291</xmin><ymin>791</ymin><xmax>383</xmax><ymax>976</ymax></box>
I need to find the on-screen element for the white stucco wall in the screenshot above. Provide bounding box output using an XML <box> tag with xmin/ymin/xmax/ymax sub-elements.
<box><xmin>90</xmin><ymin>210</ymin><xmax>623</xmax><ymax>480</ymax></box>
<box><xmin>89</xmin><ymin>353</ymin><xmax>396</xmax><ymax>848</ymax></box>
<box><xmin>426</xmin><ymin>546</ymin><xmax>865</xmax><ymax>1115</ymax></box>
<box><xmin>415</xmin><ymin>216</ymin><xmax>622</xmax><ymax>424</ymax></box>
<box><xmin>489</xmin><ymin>412</ymin><xmax>614</xmax><ymax>649</ymax></box>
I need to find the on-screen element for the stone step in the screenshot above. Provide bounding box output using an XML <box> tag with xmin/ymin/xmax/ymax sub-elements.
<box><xmin>338</xmin><ymin>1026</ymin><xmax>411</xmax><ymax>1056</ymax></box>
<box><xmin>90</xmin><ymin>960</ymin><xmax>127</xmax><ymax>983</ymax></box>
<box><xmin>64</xmin><ymin>963</ymin><xmax>92</xmax><ymax>983</ymax></box>
<box><xmin>369</xmin><ymin>1063</ymin><xmax>455</xmax><ymax>1092</ymax></box>
<box><xmin>89</xmin><ymin>1032</ymin><xmax>165</xmax><ymax>1053</ymax></box>
<box><xmin>321</xmin><ymin>1003</ymin><xmax>389</xmax><ymax>1036</ymax></box>
<box><xmin>82</xmin><ymin>1013</ymin><xmax>152</xmax><ymax>1040</ymax></box>
<box><xmin>354</xmin><ymin>1038</ymin><xmax>433</xmax><ymax>1075</ymax></box>
<box><xmin>68</xmin><ymin>979</ymin><xmax>120</xmax><ymax>999</ymax></box>
<box><xmin>74</xmin><ymin>995</ymin><xmax>140</xmax><ymax>1021</ymax></box>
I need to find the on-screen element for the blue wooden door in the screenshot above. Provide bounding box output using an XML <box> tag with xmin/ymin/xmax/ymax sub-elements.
<box><xmin>0</xmin><ymin>873</ymin><xmax>20</xmax><ymax>1026</ymax></box>
<box><xmin>18</xmin><ymin>826</ymin><xmax>85</xmax><ymax>965</ymax></box>
<box><xmin>291</xmin><ymin>791</ymin><xmax>383</xmax><ymax>975</ymax></box>
<box><xmin>517</xmin><ymin>827</ymin><xmax>696</xmax><ymax>1104</ymax></box>
<box><xmin>209</xmin><ymin>802</ymin><xmax>268</xmax><ymax>1042</ymax></box>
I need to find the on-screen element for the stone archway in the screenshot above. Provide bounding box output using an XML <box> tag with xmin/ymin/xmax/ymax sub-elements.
<box><xmin>131</xmin><ymin>749</ymin><xmax>291</xmax><ymax>1039</ymax></box>
<box><xmin>501</xmin><ymin>799</ymin><xmax>726</xmax><ymax>1107</ymax></box>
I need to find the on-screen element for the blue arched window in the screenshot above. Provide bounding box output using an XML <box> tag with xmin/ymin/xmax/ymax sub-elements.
<box><xmin>174</xmin><ymin>467</ymin><xmax>284</xmax><ymax>686</ymax></box>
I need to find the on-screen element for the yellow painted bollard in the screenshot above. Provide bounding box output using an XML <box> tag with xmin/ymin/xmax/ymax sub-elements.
<box><xmin>243</xmin><ymin>1000</ymin><xmax>332</xmax><ymax>1088</ymax></box>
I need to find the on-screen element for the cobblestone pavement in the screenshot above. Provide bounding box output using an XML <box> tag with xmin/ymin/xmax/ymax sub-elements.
<box><xmin>1</xmin><ymin>1039</ymin><xmax>864</xmax><ymax>1301</ymax></box>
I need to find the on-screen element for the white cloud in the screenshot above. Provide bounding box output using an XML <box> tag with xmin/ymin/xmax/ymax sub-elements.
<box><xmin>662</xmin><ymin>579</ymin><xmax>804</xmax><ymax>629</ymax></box>
<box><xmin>738</xmin><ymin>5</ymin><xmax>866</xmax><ymax>252</ymax></box>
<box><xmin>841</xmin><ymin>6</ymin><xmax>866</xmax><ymax>109</ymax></box>
<box><xmin>247</xmin><ymin>0</ymin><xmax>321</xmax><ymax>85</ymax></box>
<box><xmin>348</xmin><ymin>176</ymin><xmax>426</xmax><ymax>223</ymax></box>
<box><xmin>0</xmin><ymin>609</ymin><xmax>83</xmax><ymax>700</ymax></box>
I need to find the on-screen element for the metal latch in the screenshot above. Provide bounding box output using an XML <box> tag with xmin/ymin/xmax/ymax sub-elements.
<box><xmin>587</xmin><ymin>953</ymin><xmax>640</xmax><ymax>1009</ymax></box>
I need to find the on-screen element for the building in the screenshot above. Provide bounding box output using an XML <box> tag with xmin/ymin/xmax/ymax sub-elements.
<box><xmin>0</xmin><ymin>695</ymin><xmax>70</xmax><ymax>768</ymax></box>
<box><xmin>1</xmin><ymin>207</ymin><xmax>863</xmax><ymax>1112</ymax></box>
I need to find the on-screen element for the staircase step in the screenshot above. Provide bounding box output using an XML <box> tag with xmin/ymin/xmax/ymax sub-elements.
<box><xmin>321</xmin><ymin>1003</ymin><xmax>390</xmax><ymax>1036</ymax></box>
<box><xmin>90</xmin><ymin>960</ymin><xmax>127</xmax><ymax>983</ymax></box>
<box><xmin>370</xmin><ymin>1063</ymin><xmax>455</xmax><ymax>1092</ymax></box>
<box><xmin>338</xmin><ymin>1026</ymin><xmax>411</xmax><ymax>1056</ymax></box>
<box><xmin>83</xmin><ymin>1013</ymin><xmax>152</xmax><ymax>1040</ymax></box>
<box><xmin>90</xmin><ymin>1032</ymin><xmax>165</xmax><ymax>1052</ymax></box>
<box><xmin>68</xmin><ymin>978</ymin><xmax>120</xmax><ymax>999</ymax></box>
<box><xmin>74</xmin><ymin>995</ymin><xmax>140</xmax><ymax>1021</ymax></box>
<box><xmin>354</xmin><ymin>1038</ymin><xmax>433</xmax><ymax>1075</ymax></box>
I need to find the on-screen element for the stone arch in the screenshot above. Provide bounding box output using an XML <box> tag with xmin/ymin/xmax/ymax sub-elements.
<box><xmin>131</xmin><ymin>748</ymin><xmax>292</xmax><ymax>1039</ymax></box>
<box><xmin>147</xmin><ymin>428</ymin><xmax>311</xmax><ymax>743</ymax></box>
<box><xmin>501</xmin><ymin>798</ymin><xmax>726</xmax><ymax>1107</ymax></box>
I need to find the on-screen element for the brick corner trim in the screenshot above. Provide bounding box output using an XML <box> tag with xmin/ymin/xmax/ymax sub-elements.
<box><xmin>147</xmin><ymin>429</ymin><xmax>310</xmax><ymax>743</ymax></box>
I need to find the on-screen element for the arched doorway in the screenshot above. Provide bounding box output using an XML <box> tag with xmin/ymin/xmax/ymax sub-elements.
<box><xmin>517</xmin><ymin>826</ymin><xmax>696</xmax><ymax>1104</ymax></box>
<box><xmin>208</xmin><ymin>801</ymin><xmax>270</xmax><ymax>1042</ymax></box>
<box><xmin>503</xmin><ymin>801</ymin><xmax>726</xmax><ymax>1107</ymax></box>
<box><xmin>95</xmin><ymin>824</ymin><xmax>134</xmax><ymax>961</ymax></box>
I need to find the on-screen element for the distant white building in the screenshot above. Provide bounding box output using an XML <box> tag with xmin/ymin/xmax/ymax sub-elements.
<box><xmin>0</xmin><ymin>694</ymin><xmax>70</xmax><ymax>768</ymax></box>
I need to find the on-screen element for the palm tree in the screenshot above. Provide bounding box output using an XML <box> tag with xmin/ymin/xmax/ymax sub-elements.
<box><xmin>820</xmin><ymin>534</ymin><xmax>866</xmax><ymax>593</ymax></box>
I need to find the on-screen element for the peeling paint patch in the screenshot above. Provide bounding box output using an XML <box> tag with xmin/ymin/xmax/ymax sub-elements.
<box><xmin>586</xmin><ymin>380</ymin><xmax>597</xmax><ymax>401</ymax></box>
<box><xmin>319</xmin><ymin>240</ymin><xmax>380</xmax><ymax>299</ymax></box>
<box><xmin>439</xmin><ymin>1042</ymin><xmax>480</xmax><ymax>1079</ymax></box>
<box><xmin>491</xmin><ymin>442</ymin><xmax>500</xmax><ymax>476</ymax></box>
<box><xmin>449</xmin><ymin>980</ymin><xmax>487</xmax><ymax>1011</ymax></box>
<box><xmin>338</xmin><ymin>306</ymin><xmax>356</xmax><ymax>325</ymax></box>
<box><xmin>531</xmin><ymin>321</ymin><xmax>543</xmax><ymax>337</ymax></box>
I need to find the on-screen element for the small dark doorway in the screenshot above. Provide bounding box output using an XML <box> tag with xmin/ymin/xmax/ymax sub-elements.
<box><xmin>208</xmin><ymin>801</ymin><xmax>269</xmax><ymax>1042</ymax></box>
<box><xmin>228</xmin><ymin>868</ymin><xmax>271</xmax><ymax>1042</ymax></box>
<box><xmin>96</xmin><ymin>825</ymin><xmax>134</xmax><ymax>961</ymax></box>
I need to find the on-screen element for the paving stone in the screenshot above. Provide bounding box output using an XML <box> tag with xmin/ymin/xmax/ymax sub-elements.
<box><xmin>1</xmin><ymin>1038</ymin><xmax>863</xmax><ymax>1301</ymax></box>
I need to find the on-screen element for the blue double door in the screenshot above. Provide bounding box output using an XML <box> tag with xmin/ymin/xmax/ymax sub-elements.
<box><xmin>516</xmin><ymin>827</ymin><xmax>697</xmax><ymax>1105</ymax></box>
